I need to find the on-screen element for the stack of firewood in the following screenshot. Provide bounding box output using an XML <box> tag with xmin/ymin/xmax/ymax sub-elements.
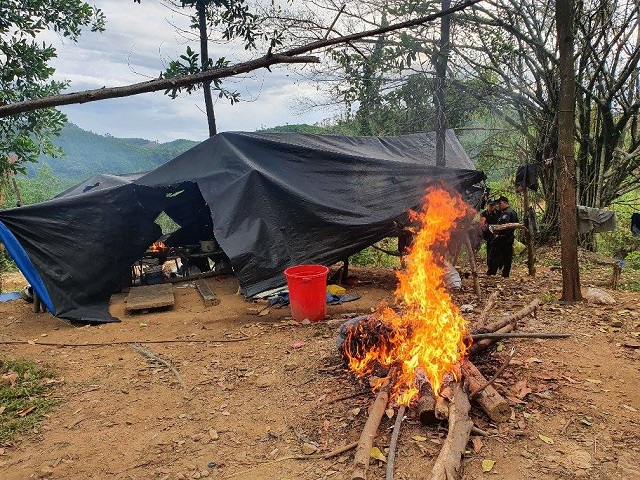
<box><xmin>347</xmin><ymin>296</ymin><xmax>543</xmax><ymax>480</ymax></box>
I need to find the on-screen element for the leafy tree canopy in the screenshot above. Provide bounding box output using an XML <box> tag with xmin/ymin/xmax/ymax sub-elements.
<box><xmin>0</xmin><ymin>0</ymin><xmax>105</xmax><ymax>174</ymax></box>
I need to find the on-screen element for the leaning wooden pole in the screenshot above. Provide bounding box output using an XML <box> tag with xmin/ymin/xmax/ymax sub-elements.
<box><xmin>475</xmin><ymin>298</ymin><xmax>540</xmax><ymax>335</ymax></box>
<box><xmin>429</xmin><ymin>382</ymin><xmax>473</xmax><ymax>480</ymax></box>
<box><xmin>352</xmin><ymin>383</ymin><xmax>390</xmax><ymax>480</ymax></box>
<box><xmin>464</xmin><ymin>233</ymin><xmax>481</xmax><ymax>296</ymax></box>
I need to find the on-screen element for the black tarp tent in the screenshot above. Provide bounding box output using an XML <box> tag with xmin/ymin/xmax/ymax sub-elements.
<box><xmin>0</xmin><ymin>130</ymin><xmax>485</xmax><ymax>323</ymax></box>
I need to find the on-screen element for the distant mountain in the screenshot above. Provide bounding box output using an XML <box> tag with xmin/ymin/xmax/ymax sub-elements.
<box><xmin>29</xmin><ymin>123</ymin><xmax>200</xmax><ymax>181</ymax></box>
<box><xmin>30</xmin><ymin>122</ymin><xmax>349</xmax><ymax>183</ymax></box>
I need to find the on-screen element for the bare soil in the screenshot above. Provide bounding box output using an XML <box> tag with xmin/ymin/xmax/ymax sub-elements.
<box><xmin>0</xmin><ymin>253</ymin><xmax>639</xmax><ymax>480</ymax></box>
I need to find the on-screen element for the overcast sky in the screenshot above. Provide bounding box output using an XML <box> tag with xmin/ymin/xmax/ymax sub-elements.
<box><xmin>42</xmin><ymin>1</ymin><xmax>334</xmax><ymax>142</ymax></box>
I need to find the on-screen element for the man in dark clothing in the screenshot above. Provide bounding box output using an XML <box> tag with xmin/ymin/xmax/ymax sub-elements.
<box><xmin>479</xmin><ymin>201</ymin><xmax>500</xmax><ymax>267</ymax></box>
<box><xmin>487</xmin><ymin>196</ymin><xmax>519</xmax><ymax>278</ymax></box>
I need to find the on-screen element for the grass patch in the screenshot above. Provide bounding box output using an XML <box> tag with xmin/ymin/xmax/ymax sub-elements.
<box><xmin>621</xmin><ymin>280</ymin><xmax>640</xmax><ymax>293</ymax></box>
<box><xmin>0</xmin><ymin>358</ymin><xmax>59</xmax><ymax>444</ymax></box>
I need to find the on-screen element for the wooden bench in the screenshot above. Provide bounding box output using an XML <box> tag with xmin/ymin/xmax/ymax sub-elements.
<box><xmin>581</xmin><ymin>251</ymin><xmax>622</xmax><ymax>290</ymax></box>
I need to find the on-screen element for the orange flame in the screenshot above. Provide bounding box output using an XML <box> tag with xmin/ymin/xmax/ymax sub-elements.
<box><xmin>150</xmin><ymin>241</ymin><xmax>167</xmax><ymax>253</ymax></box>
<box><xmin>344</xmin><ymin>187</ymin><xmax>470</xmax><ymax>404</ymax></box>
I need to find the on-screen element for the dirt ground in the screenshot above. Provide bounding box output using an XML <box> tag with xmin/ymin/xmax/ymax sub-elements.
<box><xmin>0</xmin><ymin>252</ymin><xmax>639</xmax><ymax>480</ymax></box>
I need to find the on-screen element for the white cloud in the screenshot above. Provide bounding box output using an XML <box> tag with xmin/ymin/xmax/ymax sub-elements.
<box><xmin>40</xmin><ymin>0</ymin><xmax>333</xmax><ymax>142</ymax></box>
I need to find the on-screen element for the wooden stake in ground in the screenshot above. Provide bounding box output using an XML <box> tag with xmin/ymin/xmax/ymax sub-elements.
<box><xmin>429</xmin><ymin>382</ymin><xmax>473</xmax><ymax>480</ymax></box>
<box><xmin>352</xmin><ymin>382</ymin><xmax>391</xmax><ymax>480</ymax></box>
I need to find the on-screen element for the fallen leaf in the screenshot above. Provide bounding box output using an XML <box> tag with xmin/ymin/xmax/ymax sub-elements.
<box><xmin>538</xmin><ymin>434</ymin><xmax>554</xmax><ymax>444</ymax></box>
<box><xmin>139</xmin><ymin>323</ymin><xmax>148</xmax><ymax>328</ymax></box>
<box><xmin>472</xmin><ymin>437</ymin><xmax>483</xmax><ymax>453</ymax></box>
<box><xmin>290</xmin><ymin>340</ymin><xmax>305</xmax><ymax>349</ymax></box>
<box><xmin>496</xmin><ymin>343</ymin><xmax>504</xmax><ymax>352</ymax></box>
<box><xmin>258</xmin><ymin>308</ymin><xmax>270</xmax><ymax>317</ymax></box>
<box><xmin>349</xmin><ymin>408</ymin><xmax>361</xmax><ymax>417</ymax></box>
<box><xmin>385</xmin><ymin>408</ymin><xmax>394</xmax><ymax>419</ymax></box>
<box><xmin>579</xmin><ymin>418</ymin><xmax>592</xmax><ymax>427</ymax></box>
<box><xmin>481</xmin><ymin>459</ymin><xmax>495</xmax><ymax>472</ymax></box>
<box><xmin>412</xmin><ymin>435</ymin><xmax>428</xmax><ymax>442</ymax></box>
<box><xmin>1</xmin><ymin>372</ymin><xmax>19</xmax><ymax>388</ymax></box>
<box><xmin>16</xmin><ymin>406</ymin><xmax>36</xmax><ymax>417</ymax></box>
<box><xmin>506</xmin><ymin>395</ymin><xmax>527</xmax><ymax>405</ymax></box>
<box><xmin>0</xmin><ymin>406</ymin><xmax>5</xmax><ymax>414</ymax></box>
<box><xmin>513</xmin><ymin>380</ymin><xmax>532</xmax><ymax>400</ymax></box>
<box><xmin>370</xmin><ymin>446</ymin><xmax>386</xmax><ymax>462</ymax></box>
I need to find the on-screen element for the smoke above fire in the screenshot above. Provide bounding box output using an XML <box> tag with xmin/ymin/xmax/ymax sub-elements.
<box><xmin>343</xmin><ymin>187</ymin><xmax>471</xmax><ymax>405</ymax></box>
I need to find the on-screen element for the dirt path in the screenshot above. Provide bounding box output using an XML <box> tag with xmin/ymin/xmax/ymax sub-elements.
<box><xmin>0</xmin><ymin>262</ymin><xmax>639</xmax><ymax>480</ymax></box>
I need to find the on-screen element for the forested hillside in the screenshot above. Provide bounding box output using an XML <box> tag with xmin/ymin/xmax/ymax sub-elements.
<box><xmin>28</xmin><ymin>123</ymin><xmax>199</xmax><ymax>181</ymax></box>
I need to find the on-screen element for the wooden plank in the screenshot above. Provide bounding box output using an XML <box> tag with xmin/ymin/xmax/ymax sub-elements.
<box><xmin>125</xmin><ymin>284</ymin><xmax>175</xmax><ymax>312</ymax></box>
<box><xmin>194</xmin><ymin>279</ymin><xmax>219</xmax><ymax>307</ymax></box>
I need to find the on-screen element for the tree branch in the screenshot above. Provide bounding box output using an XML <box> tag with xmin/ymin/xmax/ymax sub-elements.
<box><xmin>0</xmin><ymin>0</ymin><xmax>483</xmax><ymax>118</ymax></box>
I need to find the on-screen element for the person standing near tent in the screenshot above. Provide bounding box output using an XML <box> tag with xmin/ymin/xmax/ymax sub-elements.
<box><xmin>479</xmin><ymin>200</ymin><xmax>500</xmax><ymax>267</ymax></box>
<box><xmin>487</xmin><ymin>196</ymin><xmax>518</xmax><ymax>278</ymax></box>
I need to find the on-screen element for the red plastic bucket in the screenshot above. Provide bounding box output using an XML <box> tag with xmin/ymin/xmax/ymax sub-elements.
<box><xmin>284</xmin><ymin>264</ymin><xmax>329</xmax><ymax>322</ymax></box>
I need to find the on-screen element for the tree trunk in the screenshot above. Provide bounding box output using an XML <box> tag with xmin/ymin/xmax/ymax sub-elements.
<box><xmin>197</xmin><ymin>1</ymin><xmax>217</xmax><ymax>137</ymax></box>
<box><xmin>556</xmin><ymin>0</ymin><xmax>582</xmax><ymax>301</ymax></box>
<box><xmin>433</xmin><ymin>0</ymin><xmax>451</xmax><ymax>167</ymax></box>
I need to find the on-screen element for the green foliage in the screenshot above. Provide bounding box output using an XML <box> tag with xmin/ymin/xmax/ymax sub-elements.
<box><xmin>0</xmin><ymin>358</ymin><xmax>59</xmax><ymax>443</ymax></box>
<box><xmin>0</xmin><ymin>0</ymin><xmax>105</xmax><ymax>175</ymax></box>
<box><xmin>27</xmin><ymin>123</ymin><xmax>198</xmax><ymax>181</ymax></box>
<box><xmin>257</xmin><ymin>122</ymin><xmax>353</xmax><ymax>134</ymax></box>
<box><xmin>5</xmin><ymin>164</ymin><xmax>71</xmax><ymax>206</ymax></box>
<box><xmin>161</xmin><ymin>0</ymin><xmax>268</xmax><ymax>103</ymax></box>
<box><xmin>599</xmin><ymin>206</ymin><xmax>640</xmax><ymax>259</ymax></box>
<box><xmin>351</xmin><ymin>239</ymin><xmax>400</xmax><ymax>268</ymax></box>
<box><xmin>624</xmin><ymin>252</ymin><xmax>640</xmax><ymax>271</ymax></box>
<box><xmin>154</xmin><ymin>212</ymin><xmax>180</xmax><ymax>235</ymax></box>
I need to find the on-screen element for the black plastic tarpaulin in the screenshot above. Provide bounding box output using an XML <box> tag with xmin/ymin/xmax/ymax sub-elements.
<box><xmin>0</xmin><ymin>130</ymin><xmax>484</xmax><ymax>323</ymax></box>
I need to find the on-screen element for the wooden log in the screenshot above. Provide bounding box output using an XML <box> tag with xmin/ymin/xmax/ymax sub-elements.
<box><xmin>194</xmin><ymin>279</ymin><xmax>219</xmax><ymax>306</ymax></box>
<box><xmin>475</xmin><ymin>290</ymin><xmax>499</xmax><ymax>329</ymax></box>
<box><xmin>469</xmin><ymin>324</ymin><xmax>513</xmax><ymax>356</ymax></box>
<box><xmin>476</xmin><ymin>298</ymin><xmax>540</xmax><ymax>334</ymax></box>
<box><xmin>461</xmin><ymin>361</ymin><xmax>511</xmax><ymax>423</ymax></box>
<box><xmin>417</xmin><ymin>390</ymin><xmax>450</xmax><ymax>425</ymax></box>
<box><xmin>352</xmin><ymin>383</ymin><xmax>390</xmax><ymax>480</ymax></box>
<box><xmin>489</xmin><ymin>222</ymin><xmax>526</xmax><ymax>233</ymax></box>
<box><xmin>429</xmin><ymin>382</ymin><xmax>473</xmax><ymax>480</ymax></box>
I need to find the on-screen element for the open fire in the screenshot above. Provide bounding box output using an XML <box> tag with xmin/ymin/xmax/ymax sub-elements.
<box><xmin>343</xmin><ymin>187</ymin><xmax>471</xmax><ymax>405</ymax></box>
<box><xmin>149</xmin><ymin>241</ymin><xmax>168</xmax><ymax>255</ymax></box>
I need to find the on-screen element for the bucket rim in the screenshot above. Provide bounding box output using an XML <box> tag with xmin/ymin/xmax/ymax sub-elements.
<box><xmin>284</xmin><ymin>264</ymin><xmax>329</xmax><ymax>278</ymax></box>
